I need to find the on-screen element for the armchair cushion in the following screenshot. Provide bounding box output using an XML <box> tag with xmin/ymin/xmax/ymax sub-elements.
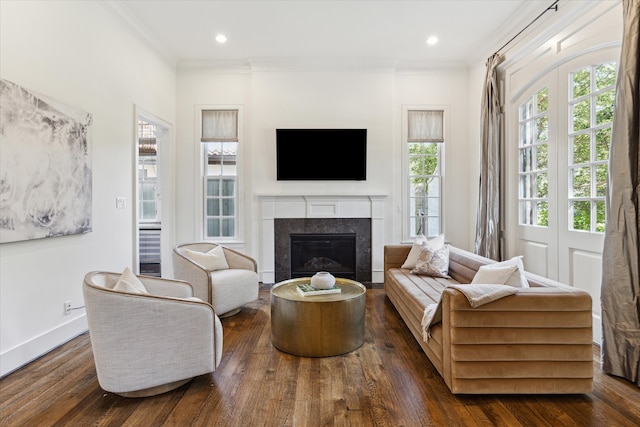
<box><xmin>182</xmin><ymin>246</ymin><xmax>229</xmax><ymax>271</ymax></box>
<box><xmin>113</xmin><ymin>267</ymin><xmax>148</xmax><ymax>294</ymax></box>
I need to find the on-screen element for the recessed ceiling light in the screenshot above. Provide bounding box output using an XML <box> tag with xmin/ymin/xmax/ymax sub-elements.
<box><xmin>426</xmin><ymin>36</ymin><xmax>439</xmax><ymax>46</ymax></box>
<box><xmin>215</xmin><ymin>34</ymin><xmax>227</xmax><ymax>44</ymax></box>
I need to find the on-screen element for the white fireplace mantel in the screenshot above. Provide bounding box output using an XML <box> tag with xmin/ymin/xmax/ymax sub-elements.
<box><xmin>258</xmin><ymin>195</ymin><xmax>386</xmax><ymax>284</ymax></box>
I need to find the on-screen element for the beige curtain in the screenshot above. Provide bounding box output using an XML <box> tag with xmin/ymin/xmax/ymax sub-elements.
<box><xmin>408</xmin><ymin>110</ymin><xmax>444</xmax><ymax>142</ymax></box>
<box><xmin>201</xmin><ymin>110</ymin><xmax>238</xmax><ymax>142</ymax></box>
<box><xmin>601</xmin><ymin>0</ymin><xmax>640</xmax><ymax>387</ymax></box>
<box><xmin>474</xmin><ymin>53</ymin><xmax>504</xmax><ymax>260</ymax></box>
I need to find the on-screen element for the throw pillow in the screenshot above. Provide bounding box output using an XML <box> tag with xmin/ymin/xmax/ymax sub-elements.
<box><xmin>411</xmin><ymin>244</ymin><xmax>451</xmax><ymax>278</ymax></box>
<box><xmin>475</xmin><ymin>256</ymin><xmax>529</xmax><ymax>288</ymax></box>
<box><xmin>401</xmin><ymin>234</ymin><xmax>445</xmax><ymax>269</ymax></box>
<box><xmin>471</xmin><ymin>264</ymin><xmax>518</xmax><ymax>286</ymax></box>
<box><xmin>183</xmin><ymin>245</ymin><xmax>229</xmax><ymax>271</ymax></box>
<box><xmin>113</xmin><ymin>267</ymin><xmax>148</xmax><ymax>294</ymax></box>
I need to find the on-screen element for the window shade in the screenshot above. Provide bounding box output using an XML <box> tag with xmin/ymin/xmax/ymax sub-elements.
<box><xmin>201</xmin><ymin>110</ymin><xmax>238</xmax><ymax>142</ymax></box>
<box><xmin>408</xmin><ymin>110</ymin><xmax>444</xmax><ymax>142</ymax></box>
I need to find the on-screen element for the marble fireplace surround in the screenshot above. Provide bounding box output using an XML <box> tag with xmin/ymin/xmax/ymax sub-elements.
<box><xmin>258</xmin><ymin>195</ymin><xmax>386</xmax><ymax>284</ymax></box>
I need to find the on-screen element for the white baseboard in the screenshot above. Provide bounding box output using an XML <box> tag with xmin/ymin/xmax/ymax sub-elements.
<box><xmin>0</xmin><ymin>314</ymin><xmax>88</xmax><ymax>378</ymax></box>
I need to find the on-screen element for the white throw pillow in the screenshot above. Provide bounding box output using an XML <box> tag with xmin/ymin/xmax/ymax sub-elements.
<box><xmin>113</xmin><ymin>267</ymin><xmax>148</xmax><ymax>294</ymax></box>
<box><xmin>471</xmin><ymin>256</ymin><xmax>529</xmax><ymax>288</ymax></box>
<box><xmin>471</xmin><ymin>264</ymin><xmax>518</xmax><ymax>286</ymax></box>
<box><xmin>401</xmin><ymin>234</ymin><xmax>445</xmax><ymax>269</ymax></box>
<box><xmin>183</xmin><ymin>245</ymin><xmax>229</xmax><ymax>271</ymax></box>
<box><xmin>411</xmin><ymin>244</ymin><xmax>451</xmax><ymax>278</ymax></box>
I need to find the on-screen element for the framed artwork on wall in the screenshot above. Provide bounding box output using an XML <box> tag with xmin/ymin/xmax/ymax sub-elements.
<box><xmin>0</xmin><ymin>78</ymin><xmax>93</xmax><ymax>243</ymax></box>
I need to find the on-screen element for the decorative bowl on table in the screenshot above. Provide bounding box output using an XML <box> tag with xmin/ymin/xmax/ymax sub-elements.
<box><xmin>310</xmin><ymin>271</ymin><xmax>336</xmax><ymax>290</ymax></box>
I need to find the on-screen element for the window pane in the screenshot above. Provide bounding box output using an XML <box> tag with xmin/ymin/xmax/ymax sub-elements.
<box><xmin>142</xmin><ymin>201</ymin><xmax>156</xmax><ymax>220</ymax></box>
<box><xmin>571</xmin><ymin>167</ymin><xmax>591</xmax><ymax>197</ymax></box>
<box><xmin>520</xmin><ymin>174</ymin><xmax>533</xmax><ymax>198</ymax></box>
<box><xmin>520</xmin><ymin>201</ymin><xmax>533</xmax><ymax>225</ymax></box>
<box><xmin>572</xmin><ymin>134</ymin><xmax>590</xmax><ymax>164</ymax></box>
<box><xmin>426</xmin><ymin>217</ymin><xmax>440</xmax><ymax>236</ymax></box>
<box><xmin>426</xmin><ymin>197</ymin><xmax>439</xmax><ymax>215</ymax></box>
<box><xmin>409</xmin><ymin>178</ymin><xmax>427</xmax><ymax>197</ymax></box>
<box><xmin>207</xmin><ymin>179</ymin><xmax>219</xmax><ymax>197</ymax></box>
<box><xmin>572</xmin><ymin>201</ymin><xmax>591</xmax><ymax>231</ymax></box>
<box><xmin>207</xmin><ymin>199</ymin><xmax>219</xmax><ymax>216</ymax></box>
<box><xmin>520</xmin><ymin>147</ymin><xmax>533</xmax><ymax>172</ymax></box>
<box><xmin>521</xmin><ymin>99</ymin><xmax>533</xmax><ymax>120</ymax></box>
<box><xmin>537</xmin><ymin>201</ymin><xmax>549</xmax><ymax>227</ymax></box>
<box><xmin>142</xmin><ymin>182</ymin><xmax>155</xmax><ymax>200</ymax></box>
<box><xmin>520</xmin><ymin>122</ymin><xmax>532</xmax><ymax>146</ymax></box>
<box><xmin>409</xmin><ymin>156</ymin><xmax>424</xmax><ymax>176</ymax></box>
<box><xmin>222</xmin><ymin>179</ymin><xmax>235</xmax><ymax>196</ymax></box>
<box><xmin>536</xmin><ymin>87</ymin><xmax>549</xmax><ymax>113</ymax></box>
<box><xmin>596</xmin><ymin>128</ymin><xmax>611</xmax><ymax>161</ymax></box>
<box><xmin>572</xmin><ymin>99</ymin><xmax>591</xmax><ymax>132</ymax></box>
<box><xmin>535</xmin><ymin>116</ymin><xmax>548</xmax><ymax>142</ymax></box>
<box><xmin>572</xmin><ymin>68</ymin><xmax>591</xmax><ymax>99</ymax></box>
<box><xmin>222</xmin><ymin>219</ymin><xmax>234</xmax><ymax>237</ymax></box>
<box><xmin>222</xmin><ymin>198</ymin><xmax>234</xmax><ymax>216</ymax></box>
<box><xmin>426</xmin><ymin>177</ymin><xmax>440</xmax><ymax>197</ymax></box>
<box><xmin>596</xmin><ymin>201</ymin><xmax>606</xmax><ymax>232</ymax></box>
<box><xmin>596</xmin><ymin>90</ymin><xmax>615</xmax><ymax>125</ymax></box>
<box><xmin>536</xmin><ymin>144</ymin><xmax>548</xmax><ymax>170</ymax></box>
<box><xmin>536</xmin><ymin>173</ymin><xmax>548</xmax><ymax>198</ymax></box>
<box><xmin>207</xmin><ymin>218</ymin><xmax>220</xmax><ymax>237</ymax></box>
<box><xmin>595</xmin><ymin>62</ymin><xmax>617</xmax><ymax>90</ymax></box>
<box><xmin>596</xmin><ymin>164</ymin><xmax>608</xmax><ymax>197</ymax></box>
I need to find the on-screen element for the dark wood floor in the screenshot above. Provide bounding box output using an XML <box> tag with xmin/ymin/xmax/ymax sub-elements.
<box><xmin>1</xmin><ymin>288</ymin><xmax>639</xmax><ymax>427</ymax></box>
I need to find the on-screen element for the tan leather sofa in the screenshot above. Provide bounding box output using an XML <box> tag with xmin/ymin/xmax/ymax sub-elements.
<box><xmin>384</xmin><ymin>245</ymin><xmax>593</xmax><ymax>394</ymax></box>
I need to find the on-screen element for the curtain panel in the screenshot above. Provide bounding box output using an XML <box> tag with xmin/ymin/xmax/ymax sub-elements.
<box><xmin>201</xmin><ymin>110</ymin><xmax>238</xmax><ymax>142</ymax></box>
<box><xmin>601</xmin><ymin>0</ymin><xmax>640</xmax><ymax>386</ymax></box>
<box><xmin>474</xmin><ymin>53</ymin><xmax>504</xmax><ymax>260</ymax></box>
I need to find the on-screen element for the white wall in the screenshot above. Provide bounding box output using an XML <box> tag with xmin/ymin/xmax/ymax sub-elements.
<box><xmin>175</xmin><ymin>64</ymin><xmax>475</xmax><ymax>272</ymax></box>
<box><xmin>0</xmin><ymin>1</ymin><xmax>176</xmax><ymax>376</ymax></box>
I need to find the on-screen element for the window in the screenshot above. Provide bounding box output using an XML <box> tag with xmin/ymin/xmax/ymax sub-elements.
<box><xmin>406</xmin><ymin>109</ymin><xmax>443</xmax><ymax>237</ymax></box>
<box><xmin>138</xmin><ymin>120</ymin><xmax>159</xmax><ymax>223</ymax></box>
<box><xmin>518</xmin><ymin>87</ymin><xmax>549</xmax><ymax>227</ymax></box>
<box><xmin>568</xmin><ymin>62</ymin><xmax>616</xmax><ymax>233</ymax></box>
<box><xmin>201</xmin><ymin>109</ymin><xmax>238</xmax><ymax>239</ymax></box>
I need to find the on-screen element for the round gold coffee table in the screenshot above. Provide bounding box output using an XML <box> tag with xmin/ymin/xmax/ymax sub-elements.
<box><xmin>270</xmin><ymin>277</ymin><xmax>366</xmax><ymax>357</ymax></box>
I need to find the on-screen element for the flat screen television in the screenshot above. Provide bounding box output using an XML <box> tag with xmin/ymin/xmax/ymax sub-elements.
<box><xmin>276</xmin><ymin>129</ymin><xmax>367</xmax><ymax>181</ymax></box>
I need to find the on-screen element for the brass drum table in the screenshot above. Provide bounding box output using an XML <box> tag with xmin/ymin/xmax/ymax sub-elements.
<box><xmin>270</xmin><ymin>277</ymin><xmax>366</xmax><ymax>357</ymax></box>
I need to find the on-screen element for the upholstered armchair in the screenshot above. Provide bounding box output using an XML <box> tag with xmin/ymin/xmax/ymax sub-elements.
<box><xmin>173</xmin><ymin>242</ymin><xmax>259</xmax><ymax>317</ymax></box>
<box><xmin>83</xmin><ymin>271</ymin><xmax>223</xmax><ymax>397</ymax></box>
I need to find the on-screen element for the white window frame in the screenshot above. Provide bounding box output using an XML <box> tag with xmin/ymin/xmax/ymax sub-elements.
<box><xmin>195</xmin><ymin>105</ymin><xmax>244</xmax><ymax>243</ymax></box>
<box><xmin>401</xmin><ymin>105</ymin><xmax>445</xmax><ymax>241</ymax></box>
<box><xmin>567</xmin><ymin>62</ymin><xmax>616</xmax><ymax>234</ymax></box>
<box><xmin>518</xmin><ymin>86</ymin><xmax>550</xmax><ymax>228</ymax></box>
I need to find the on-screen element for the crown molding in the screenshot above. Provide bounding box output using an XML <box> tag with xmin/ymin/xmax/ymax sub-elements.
<box><xmin>100</xmin><ymin>0</ymin><xmax>177</xmax><ymax>68</ymax></box>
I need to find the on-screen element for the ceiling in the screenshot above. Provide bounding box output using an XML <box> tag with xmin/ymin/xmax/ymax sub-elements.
<box><xmin>113</xmin><ymin>0</ymin><xmax>555</xmax><ymax>69</ymax></box>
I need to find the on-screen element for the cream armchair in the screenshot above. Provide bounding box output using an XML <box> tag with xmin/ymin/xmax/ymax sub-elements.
<box><xmin>173</xmin><ymin>242</ymin><xmax>259</xmax><ymax>317</ymax></box>
<box><xmin>83</xmin><ymin>271</ymin><xmax>223</xmax><ymax>397</ymax></box>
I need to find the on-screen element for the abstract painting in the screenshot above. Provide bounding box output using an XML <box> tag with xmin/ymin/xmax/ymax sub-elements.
<box><xmin>0</xmin><ymin>78</ymin><xmax>93</xmax><ymax>243</ymax></box>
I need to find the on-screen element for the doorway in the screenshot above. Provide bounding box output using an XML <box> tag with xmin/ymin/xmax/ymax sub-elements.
<box><xmin>134</xmin><ymin>108</ymin><xmax>172</xmax><ymax>277</ymax></box>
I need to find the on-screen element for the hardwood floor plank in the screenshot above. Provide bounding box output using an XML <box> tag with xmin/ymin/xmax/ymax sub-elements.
<box><xmin>1</xmin><ymin>289</ymin><xmax>639</xmax><ymax>427</ymax></box>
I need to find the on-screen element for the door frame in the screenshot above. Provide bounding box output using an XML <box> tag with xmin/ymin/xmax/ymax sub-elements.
<box><xmin>133</xmin><ymin>106</ymin><xmax>174</xmax><ymax>277</ymax></box>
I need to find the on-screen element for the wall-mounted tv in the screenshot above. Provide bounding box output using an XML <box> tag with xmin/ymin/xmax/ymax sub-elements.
<box><xmin>276</xmin><ymin>129</ymin><xmax>367</xmax><ymax>181</ymax></box>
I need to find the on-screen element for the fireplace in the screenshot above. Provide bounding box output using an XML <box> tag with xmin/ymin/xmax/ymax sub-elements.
<box><xmin>274</xmin><ymin>218</ymin><xmax>371</xmax><ymax>284</ymax></box>
<box><xmin>290</xmin><ymin>233</ymin><xmax>356</xmax><ymax>279</ymax></box>
<box><xmin>258</xmin><ymin>195</ymin><xmax>386</xmax><ymax>284</ymax></box>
